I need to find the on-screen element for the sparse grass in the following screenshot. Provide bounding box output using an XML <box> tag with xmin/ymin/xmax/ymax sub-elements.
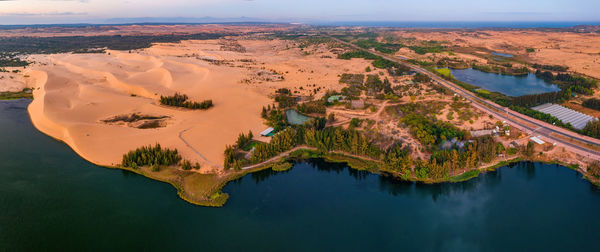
<box><xmin>476</xmin><ymin>89</ymin><xmax>491</xmax><ymax>95</ymax></box>
<box><xmin>242</xmin><ymin>140</ymin><xmax>262</xmax><ymax>151</ymax></box>
<box><xmin>449</xmin><ymin>169</ymin><xmax>480</xmax><ymax>182</ymax></box>
<box><xmin>112</xmin><ymin>164</ymin><xmax>232</xmax><ymax>207</ymax></box>
<box><xmin>0</xmin><ymin>89</ymin><xmax>33</xmax><ymax>100</ymax></box>
<box><xmin>271</xmin><ymin>162</ymin><xmax>293</xmax><ymax>171</ymax></box>
<box><xmin>434</xmin><ymin>68</ymin><xmax>453</xmax><ymax>78</ymax></box>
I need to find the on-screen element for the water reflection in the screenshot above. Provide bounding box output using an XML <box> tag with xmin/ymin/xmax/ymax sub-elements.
<box><xmin>243</xmin><ymin>158</ymin><xmax>516</xmax><ymax>202</ymax></box>
<box><xmin>451</xmin><ymin>68</ymin><xmax>560</xmax><ymax>96</ymax></box>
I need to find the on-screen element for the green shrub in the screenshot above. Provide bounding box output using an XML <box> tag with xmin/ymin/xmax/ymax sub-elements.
<box><xmin>160</xmin><ymin>93</ymin><xmax>213</xmax><ymax>110</ymax></box>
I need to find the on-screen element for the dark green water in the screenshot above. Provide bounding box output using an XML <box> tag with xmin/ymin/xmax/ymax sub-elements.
<box><xmin>286</xmin><ymin>109</ymin><xmax>311</xmax><ymax>125</ymax></box>
<box><xmin>451</xmin><ymin>68</ymin><xmax>560</xmax><ymax>96</ymax></box>
<box><xmin>2</xmin><ymin>99</ymin><xmax>600</xmax><ymax>251</ymax></box>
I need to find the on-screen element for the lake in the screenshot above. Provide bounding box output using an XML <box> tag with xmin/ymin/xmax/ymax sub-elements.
<box><xmin>1</xmin><ymin>99</ymin><xmax>600</xmax><ymax>251</ymax></box>
<box><xmin>491</xmin><ymin>51</ymin><xmax>514</xmax><ymax>58</ymax></box>
<box><xmin>451</xmin><ymin>68</ymin><xmax>560</xmax><ymax>97</ymax></box>
<box><xmin>286</xmin><ymin>109</ymin><xmax>311</xmax><ymax>125</ymax></box>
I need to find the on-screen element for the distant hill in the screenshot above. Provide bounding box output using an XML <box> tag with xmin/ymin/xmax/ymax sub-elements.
<box><xmin>103</xmin><ymin>16</ymin><xmax>270</xmax><ymax>24</ymax></box>
<box><xmin>567</xmin><ymin>25</ymin><xmax>600</xmax><ymax>33</ymax></box>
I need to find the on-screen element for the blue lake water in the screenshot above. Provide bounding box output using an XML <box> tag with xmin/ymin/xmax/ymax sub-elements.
<box><xmin>451</xmin><ymin>68</ymin><xmax>561</xmax><ymax>96</ymax></box>
<box><xmin>492</xmin><ymin>51</ymin><xmax>514</xmax><ymax>58</ymax></box>
<box><xmin>1</xmin><ymin>99</ymin><xmax>600</xmax><ymax>251</ymax></box>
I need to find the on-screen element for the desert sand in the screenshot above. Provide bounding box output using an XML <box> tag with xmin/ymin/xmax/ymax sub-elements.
<box><xmin>23</xmin><ymin>38</ymin><xmax>374</xmax><ymax>172</ymax></box>
<box><xmin>0</xmin><ymin>68</ymin><xmax>32</xmax><ymax>92</ymax></box>
<box><xmin>391</xmin><ymin>30</ymin><xmax>600</xmax><ymax>79</ymax></box>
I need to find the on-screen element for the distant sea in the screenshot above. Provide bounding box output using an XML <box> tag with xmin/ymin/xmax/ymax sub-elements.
<box><xmin>1</xmin><ymin>21</ymin><xmax>599</xmax><ymax>30</ymax></box>
<box><xmin>310</xmin><ymin>21</ymin><xmax>600</xmax><ymax>28</ymax></box>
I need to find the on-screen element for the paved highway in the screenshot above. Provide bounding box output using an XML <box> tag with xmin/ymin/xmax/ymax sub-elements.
<box><xmin>328</xmin><ymin>36</ymin><xmax>600</xmax><ymax>160</ymax></box>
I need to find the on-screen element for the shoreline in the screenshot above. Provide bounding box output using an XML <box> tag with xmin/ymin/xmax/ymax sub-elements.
<box><xmin>5</xmin><ymin>99</ymin><xmax>597</xmax><ymax>207</ymax></box>
<box><xmin>100</xmin><ymin>147</ymin><xmax>599</xmax><ymax>207</ymax></box>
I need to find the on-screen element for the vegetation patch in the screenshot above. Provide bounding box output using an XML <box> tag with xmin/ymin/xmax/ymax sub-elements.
<box><xmin>0</xmin><ymin>33</ymin><xmax>230</xmax><ymax>55</ymax></box>
<box><xmin>271</xmin><ymin>162</ymin><xmax>293</xmax><ymax>172</ymax></box>
<box><xmin>339</xmin><ymin>73</ymin><xmax>365</xmax><ymax>86</ymax></box>
<box><xmin>449</xmin><ymin>169</ymin><xmax>480</xmax><ymax>182</ymax></box>
<box><xmin>582</xmin><ymin>98</ymin><xmax>600</xmax><ymax>111</ymax></box>
<box><xmin>121</xmin><ymin>143</ymin><xmax>182</xmax><ymax>170</ymax></box>
<box><xmin>434</xmin><ymin>68</ymin><xmax>453</xmax><ymax>78</ymax></box>
<box><xmin>354</xmin><ymin>39</ymin><xmax>404</xmax><ymax>54</ymax></box>
<box><xmin>408</xmin><ymin>43</ymin><xmax>445</xmax><ymax>55</ymax></box>
<box><xmin>475</xmin><ymin>89</ymin><xmax>491</xmax><ymax>95</ymax></box>
<box><xmin>102</xmin><ymin>113</ymin><xmax>169</xmax><ymax>129</ymax></box>
<box><xmin>0</xmin><ymin>88</ymin><xmax>33</xmax><ymax>100</ymax></box>
<box><xmin>160</xmin><ymin>93</ymin><xmax>213</xmax><ymax>110</ymax></box>
<box><xmin>297</xmin><ymin>100</ymin><xmax>327</xmax><ymax>114</ymax></box>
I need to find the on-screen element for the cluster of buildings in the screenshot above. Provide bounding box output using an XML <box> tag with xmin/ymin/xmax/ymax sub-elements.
<box><xmin>470</xmin><ymin>124</ymin><xmax>510</xmax><ymax>138</ymax></box>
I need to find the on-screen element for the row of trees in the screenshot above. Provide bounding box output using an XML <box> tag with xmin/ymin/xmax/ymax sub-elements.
<box><xmin>583</xmin><ymin>120</ymin><xmax>600</xmax><ymax>139</ymax></box>
<box><xmin>303</xmin><ymin>127</ymin><xmax>382</xmax><ymax>159</ymax></box>
<box><xmin>472</xmin><ymin>64</ymin><xmax>529</xmax><ymax>76</ymax></box>
<box><xmin>224</xmin><ymin>122</ymin><xmax>507</xmax><ymax>182</ymax></box>
<box><xmin>180</xmin><ymin>160</ymin><xmax>201</xmax><ymax>170</ymax></box>
<box><xmin>338</xmin><ymin>50</ymin><xmax>400</xmax><ymax>69</ymax></box>
<box><xmin>274</xmin><ymin>93</ymin><xmax>297</xmax><ymax>108</ymax></box>
<box><xmin>354</xmin><ymin>39</ymin><xmax>404</xmax><ymax>54</ymax></box>
<box><xmin>236</xmin><ymin>131</ymin><xmax>254</xmax><ymax>149</ymax></box>
<box><xmin>412</xmin><ymin>136</ymin><xmax>501</xmax><ymax>180</ymax></box>
<box><xmin>582</xmin><ymin>98</ymin><xmax>600</xmax><ymax>111</ymax></box>
<box><xmin>0</xmin><ymin>33</ymin><xmax>228</xmax><ymax>55</ymax></box>
<box><xmin>511</xmin><ymin>90</ymin><xmax>570</xmax><ymax>107</ymax></box>
<box><xmin>297</xmin><ymin>100</ymin><xmax>326</xmax><ymax>114</ymax></box>
<box><xmin>249</xmin><ymin>128</ymin><xmax>298</xmax><ymax>163</ymax></box>
<box><xmin>223</xmin><ymin>145</ymin><xmax>240</xmax><ymax>170</ymax></box>
<box><xmin>532</xmin><ymin>64</ymin><xmax>568</xmax><ymax>72</ymax></box>
<box><xmin>121</xmin><ymin>143</ymin><xmax>182</xmax><ymax>170</ymax></box>
<box><xmin>160</xmin><ymin>93</ymin><xmax>213</xmax><ymax>110</ymax></box>
<box><xmin>535</xmin><ymin>70</ymin><xmax>597</xmax><ymax>95</ymax></box>
<box><xmin>262</xmin><ymin>107</ymin><xmax>288</xmax><ymax>131</ymax></box>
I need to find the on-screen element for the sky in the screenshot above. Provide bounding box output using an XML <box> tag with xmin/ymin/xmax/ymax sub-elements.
<box><xmin>0</xmin><ymin>0</ymin><xmax>599</xmax><ymax>25</ymax></box>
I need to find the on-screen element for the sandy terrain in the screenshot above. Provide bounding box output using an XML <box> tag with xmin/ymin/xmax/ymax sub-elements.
<box><xmin>10</xmin><ymin>27</ymin><xmax>597</xmax><ymax>177</ymax></box>
<box><xmin>392</xmin><ymin>30</ymin><xmax>600</xmax><ymax>79</ymax></box>
<box><xmin>22</xmin><ymin>38</ymin><xmax>374</xmax><ymax>172</ymax></box>
<box><xmin>0</xmin><ymin>24</ymin><xmax>295</xmax><ymax>38</ymax></box>
<box><xmin>0</xmin><ymin>67</ymin><xmax>31</xmax><ymax>92</ymax></box>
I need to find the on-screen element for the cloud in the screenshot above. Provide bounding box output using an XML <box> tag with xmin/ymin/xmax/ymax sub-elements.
<box><xmin>0</xmin><ymin>0</ymin><xmax>90</xmax><ymax>1</ymax></box>
<box><xmin>482</xmin><ymin>11</ymin><xmax>551</xmax><ymax>16</ymax></box>
<box><xmin>0</xmin><ymin>11</ymin><xmax>87</xmax><ymax>16</ymax></box>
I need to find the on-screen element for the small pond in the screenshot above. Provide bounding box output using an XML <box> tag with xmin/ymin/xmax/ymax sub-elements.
<box><xmin>286</xmin><ymin>109</ymin><xmax>312</xmax><ymax>125</ymax></box>
<box><xmin>492</xmin><ymin>51</ymin><xmax>514</xmax><ymax>58</ymax></box>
